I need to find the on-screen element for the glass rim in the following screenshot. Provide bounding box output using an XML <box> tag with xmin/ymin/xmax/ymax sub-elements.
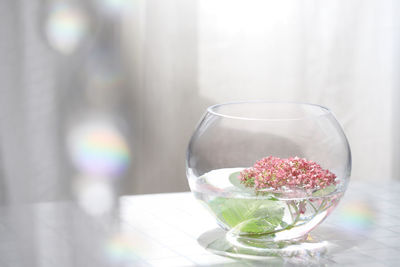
<box><xmin>206</xmin><ymin>101</ymin><xmax>332</xmax><ymax>121</ymax></box>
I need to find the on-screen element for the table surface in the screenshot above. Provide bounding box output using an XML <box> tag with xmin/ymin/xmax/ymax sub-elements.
<box><xmin>1</xmin><ymin>181</ymin><xmax>400</xmax><ymax>267</ymax></box>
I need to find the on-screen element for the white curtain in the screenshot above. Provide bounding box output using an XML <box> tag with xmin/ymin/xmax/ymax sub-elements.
<box><xmin>197</xmin><ymin>0</ymin><xmax>395</xmax><ymax>182</ymax></box>
<box><xmin>123</xmin><ymin>0</ymin><xmax>397</xmax><ymax>193</ymax></box>
<box><xmin>0</xmin><ymin>0</ymin><xmax>396</xmax><ymax>200</ymax></box>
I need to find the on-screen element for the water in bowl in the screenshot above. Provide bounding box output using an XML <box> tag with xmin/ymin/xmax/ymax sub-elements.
<box><xmin>190</xmin><ymin>168</ymin><xmax>343</xmax><ymax>244</ymax></box>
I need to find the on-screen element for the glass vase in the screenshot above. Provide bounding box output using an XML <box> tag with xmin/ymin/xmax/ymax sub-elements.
<box><xmin>186</xmin><ymin>101</ymin><xmax>351</xmax><ymax>255</ymax></box>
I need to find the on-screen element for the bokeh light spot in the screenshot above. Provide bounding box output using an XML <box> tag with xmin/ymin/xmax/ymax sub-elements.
<box><xmin>336</xmin><ymin>201</ymin><xmax>376</xmax><ymax>233</ymax></box>
<box><xmin>106</xmin><ymin>234</ymin><xmax>139</xmax><ymax>263</ymax></box>
<box><xmin>100</xmin><ymin>0</ymin><xmax>128</xmax><ymax>14</ymax></box>
<box><xmin>45</xmin><ymin>2</ymin><xmax>89</xmax><ymax>54</ymax></box>
<box><xmin>75</xmin><ymin>177</ymin><xmax>114</xmax><ymax>216</ymax></box>
<box><xmin>68</xmin><ymin>119</ymin><xmax>131</xmax><ymax>177</ymax></box>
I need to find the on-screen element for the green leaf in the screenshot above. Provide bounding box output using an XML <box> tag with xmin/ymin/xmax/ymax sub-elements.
<box><xmin>207</xmin><ymin>170</ymin><xmax>285</xmax><ymax>235</ymax></box>
<box><xmin>280</xmin><ymin>221</ymin><xmax>289</xmax><ymax>228</ymax></box>
<box><xmin>228</xmin><ymin>171</ymin><xmax>256</xmax><ymax>194</ymax></box>
<box><xmin>312</xmin><ymin>185</ymin><xmax>336</xmax><ymax>197</ymax></box>
<box><xmin>209</xmin><ymin>197</ymin><xmax>284</xmax><ymax>235</ymax></box>
<box><xmin>267</xmin><ymin>196</ymin><xmax>279</xmax><ymax>201</ymax></box>
<box><xmin>229</xmin><ymin>172</ymin><xmax>246</xmax><ymax>189</ymax></box>
<box><xmin>238</xmin><ymin>217</ymin><xmax>276</xmax><ymax>234</ymax></box>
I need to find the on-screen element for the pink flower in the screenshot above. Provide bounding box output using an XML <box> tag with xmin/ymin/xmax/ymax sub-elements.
<box><xmin>240</xmin><ymin>156</ymin><xmax>336</xmax><ymax>191</ymax></box>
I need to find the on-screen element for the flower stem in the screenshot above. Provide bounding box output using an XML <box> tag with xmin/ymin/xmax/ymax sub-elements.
<box><xmin>317</xmin><ymin>199</ymin><xmax>327</xmax><ymax>212</ymax></box>
<box><xmin>308</xmin><ymin>200</ymin><xmax>317</xmax><ymax>212</ymax></box>
<box><xmin>287</xmin><ymin>201</ymin><xmax>295</xmax><ymax>221</ymax></box>
<box><xmin>284</xmin><ymin>201</ymin><xmax>302</xmax><ymax>230</ymax></box>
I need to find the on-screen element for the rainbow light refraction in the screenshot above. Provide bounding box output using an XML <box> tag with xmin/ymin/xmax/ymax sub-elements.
<box><xmin>336</xmin><ymin>201</ymin><xmax>375</xmax><ymax>233</ymax></box>
<box><xmin>45</xmin><ymin>2</ymin><xmax>89</xmax><ymax>54</ymax></box>
<box><xmin>69</xmin><ymin>120</ymin><xmax>130</xmax><ymax>177</ymax></box>
<box><xmin>106</xmin><ymin>234</ymin><xmax>140</xmax><ymax>263</ymax></box>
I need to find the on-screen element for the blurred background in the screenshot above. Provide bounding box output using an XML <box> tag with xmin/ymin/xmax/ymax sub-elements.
<box><xmin>0</xmin><ymin>0</ymin><xmax>398</xmax><ymax>266</ymax></box>
<box><xmin>0</xmin><ymin>0</ymin><xmax>398</xmax><ymax>200</ymax></box>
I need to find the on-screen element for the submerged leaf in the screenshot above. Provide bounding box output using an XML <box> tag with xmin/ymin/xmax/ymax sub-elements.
<box><xmin>237</xmin><ymin>217</ymin><xmax>276</xmax><ymax>234</ymax></box>
<box><xmin>312</xmin><ymin>185</ymin><xmax>336</xmax><ymax>197</ymax></box>
<box><xmin>209</xmin><ymin>197</ymin><xmax>284</xmax><ymax>234</ymax></box>
<box><xmin>207</xmin><ymin>170</ymin><xmax>285</xmax><ymax>235</ymax></box>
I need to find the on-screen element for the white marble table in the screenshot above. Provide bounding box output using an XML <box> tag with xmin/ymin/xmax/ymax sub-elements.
<box><xmin>119</xmin><ymin>182</ymin><xmax>400</xmax><ymax>267</ymax></box>
<box><xmin>1</xmin><ymin>181</ymin><xmax>400</xmax><ymax>266</ymax></box>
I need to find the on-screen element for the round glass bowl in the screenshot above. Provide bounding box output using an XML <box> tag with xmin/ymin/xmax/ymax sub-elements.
<box><xmin>186</xmin><ymin>101</ymin><xmax>351</xmax><ymax>250</ymax></box>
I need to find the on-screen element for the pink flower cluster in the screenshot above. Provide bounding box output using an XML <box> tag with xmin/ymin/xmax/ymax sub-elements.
<box><xmin>240</xmin><ymin>156</ymin><xmax>336</xmax><ymax>191</ymax></box>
